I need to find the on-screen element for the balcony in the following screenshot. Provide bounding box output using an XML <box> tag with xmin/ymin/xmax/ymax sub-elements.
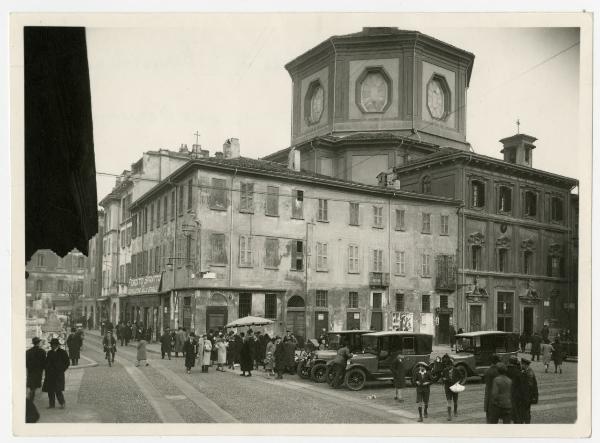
<box><xmin>369</xmin><ymin>272</ymin><xmax>390</xmax><ymax>288</ymax></box>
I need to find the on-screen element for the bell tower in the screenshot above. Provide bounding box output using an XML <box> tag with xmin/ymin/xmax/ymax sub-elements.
<box><xmin>500</xmin><ymin>133</ymin><xmax>537</xmax><ymax>167</ymax></box>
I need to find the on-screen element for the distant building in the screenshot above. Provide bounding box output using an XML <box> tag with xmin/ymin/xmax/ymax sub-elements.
<box><xmin>26</xmin><ymin>249</ymin><xmax>87</xmax><ymax>320</ymax></box>
<box><xmin>80</xmin><ymin>210</ymin><xmax>105</xmax><ymax>329</ymax></box>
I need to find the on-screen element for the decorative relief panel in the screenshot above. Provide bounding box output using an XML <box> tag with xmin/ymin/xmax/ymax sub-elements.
<box><xmin>468</xmin><ymin>231</ymin><xmax>485</xmax><ymax>246</ymax></box>
<box><xmin>521</xmin><ymin>238</ymin><xmax>536</xmax><ymax>251</ymax></box>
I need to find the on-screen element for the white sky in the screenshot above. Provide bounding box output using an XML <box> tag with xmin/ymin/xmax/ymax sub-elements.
<box><xmin>86</xmin><ymin>16</ymin><xmax>580</xmax><ymax>200</ymax></box>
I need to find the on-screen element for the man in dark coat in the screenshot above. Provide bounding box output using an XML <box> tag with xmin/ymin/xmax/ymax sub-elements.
<box><xmin>66</xmin><ymin>327</ymin><xmax>82</xmax><ymax>366</ymax></box>
<box><xmin>283</xmin><ymin>336</ymin><xmax>297</xmax><ymax>374</ymax></box>
<box><xmin>273</xmin><ymin>337</ymin><xmax>286</xmax><ymax>379</ymax></box>
<box><xmin>123</xmin><ymin>321</ymin><xmax>132</xmax><ymax>346</ymax></box>
<box><xmin>233</xmin><ymin>332</ymin><xmax>243</xmax><ymax>367</ymax></box>
<box><xmin>183</xmin><ymin>333</ymin><xmax>197</xmax><ymax>374</ymax></box>
<box><xmin>26</xmin><ymin>337</ymin><xmax>46</xmax><ymax>401</ymax></box>
<box><xmin>449</xmin><ymin>324</ymin><xmax>456</xmax><ymax>351</ymax></box>
<box><xmin>390</xmin><ymin>354</ymin><xmax>406</xmax><ymax>402</ymax></box>
<box><xmin>506</xmin><ymin>356</ymin><xmax>529</xmax><ymax>424</ymax></box>
<box><xmin>43</xmin><ymin>338</ymin><xmax>70</xmax><ymax>409</ymax></box>
<box><xmin>530</xmin><ymin>332</ymin><xmax>542</xmax><ymax>361</ymax></box>
<box><xmin>541</xmin><ymin>324</ymin><xmax>550</xmax><ymax>343</ymax></box>
<box><xmin>105</xmin><ymin>320</ymin><xmax>114</xmax><ymax>333</ymax></box>
<box><xmin>489</xmin><ymin>363</ymin><xmax>512</xmax><ymax>423</ymax></box>
<box><xmin>483</xmin><ymin>355</ymin><xmax>501</xmax><ymax>423</ymax></box>
<box><xmin>240</xmin><ymin>333</ymin><xmax>254</xmax><ymax>377</ymax></box>
<box><xmin>160</xmin><ymin>327</ymin><xmax>172</xmax><ymax>360</ymax></box>
<box><xmin>520</xmin><ymin>358</ymin><xmax>538</xmax><ymax>423</ymax></box>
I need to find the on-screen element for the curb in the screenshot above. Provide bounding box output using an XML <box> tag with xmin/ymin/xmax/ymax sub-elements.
<box><xmin>68</xmin><ymin>355</ymin><xmax>98</xmax><ymax>370</ymax></box>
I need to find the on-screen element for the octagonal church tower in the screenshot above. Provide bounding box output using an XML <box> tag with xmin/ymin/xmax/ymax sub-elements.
<box><xmin>264</xmin><ymin>27</ymin><xmax>475</xmax><ymax>186</ymax></box>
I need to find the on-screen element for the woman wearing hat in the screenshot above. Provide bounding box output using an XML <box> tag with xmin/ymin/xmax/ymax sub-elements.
<box><xmin>183</xmin><ymin>333</ymin><xmax>197</xmax><ymax>374</ymax></box>
<box><xmin>440</xmin><ymin>354</ymin><xmax>462</xmax><ymax>421</ymax></box>
<box><xmin>215</xmin><ymin>335</ymin><xmax>228</xmax><ymax>372</ymax></box>
<box><xmin>412</xmin><ymin>361</ymin><xmax>432</xmax><ymax>422</ymax></box>
<box><xmin>42</xmin><ymin>338</ymin><xmax>70</xmax><ymax>409</ymax></box>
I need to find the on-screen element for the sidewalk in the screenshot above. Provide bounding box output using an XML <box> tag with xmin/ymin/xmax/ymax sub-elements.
<box><xmin>86</xmin><ymin>329</ymin><xmax>163</xmax><ymax>355</ymax></box>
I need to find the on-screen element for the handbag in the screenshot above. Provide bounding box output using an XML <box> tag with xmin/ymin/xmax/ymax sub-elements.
<box><xmin>449</xmin><ymin>382</ymin><xmax>465</xmax><ymax>393</ymax></box>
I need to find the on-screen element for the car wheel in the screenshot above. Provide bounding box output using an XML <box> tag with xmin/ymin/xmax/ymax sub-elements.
<box><xmin>310</xmin><ymin>363</ymin><xmax>327</xmax><ymax>383</ymax></box>
<box><xmin>296</xmin><ymin>361</ymin><xmax>311</xmax><ymax>379</ymax></box>
<box><xmin>345</xmin><ymin>368</ymin><xmax>366</xmax><ymax>391</ymax></box>
<box><xmin>325</xmin><ymin>365</ymin><xmax>336</xmax><ymax>386</ymax></box>
<box><xmin>455</xmin><ymin>365</ymin><xmax>468</xmax><ymax>384</ymax></box>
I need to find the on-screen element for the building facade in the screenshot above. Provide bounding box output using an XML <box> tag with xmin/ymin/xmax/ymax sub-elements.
<box><xmin>81</xmin><ymin>210</ymin><xmax>105</xmax><ymax>329</ymax></box>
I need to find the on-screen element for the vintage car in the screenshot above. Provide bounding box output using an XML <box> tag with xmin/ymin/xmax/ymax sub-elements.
<box><xmin>301</xmin><ymin>330</ymin><xmax>371</xmax><ymax>382</ymax></box>
<box><xmin>341</xmin><ymin>331</ymin><xmax>433</xmax><ymax>391</ymax></box>
<box><xmin>450</xmin><ymin>330</ymin><xmax>520</xmax><ymax>382</ymax></box>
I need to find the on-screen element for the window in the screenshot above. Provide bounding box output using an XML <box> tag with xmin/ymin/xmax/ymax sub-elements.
<box><xmin>187</xmin><ymin>179</ymin><xmax>193</xmax><ymax>210</ymax></box>
<box><xmin>239</xmin><ymin>235</ymin><xmax>253</xmax><ymax>267</ymax></box>
<box><xmin>349</xmin><ymin>203</ymin><xmax>359</xmax><ymax>226</ymax></box>
<box><xmin>210</xmin><ymin>178</ymin><xmax>227</xmax><ymax>210</ymax></box>
<box><xmin>348</xmin><ymin>244</ymin><xmax>359</xmax><ymax>273</ymax></box>
<box><xmin>126</xmin><ymin>263</ymin><xmax>131</xmax><ymax>283</ymax></box>
<box><xmin>547</xmin><ymin>255</ymin><xmax>563</xmax><ymax>278</ymax></box>
<box><xmin>143</xmin><ymin>207</ymin><xmax>148</xmax><ymax>233</ymax></box>
<box><xmin>498</xmin><ymin>186</ymin><xmax>512</xmax><ymax>212</ymax></box>
<box><xmin>148</xmin><ymin>249</ymin><xmax>153</xmax><ymax>274</ymax></box>
<box><xmin>291</xmin><ymin>189</ymin><xmax>304</xmax><ymax>219</ymax></box>
<box><xmin>316</xmin><ymin>290</ymin><xmax>328</xmax><ymax>308</ymax></box>
<box><xmin>171</xmin><ymin>190</ymin><xmax>176</xmax><ymax>220</ymax></box>
<box><xmin>421</xmin><ymin>176</ymin><xmax>432</xmax><ymax>194</ymax></box>
<box><xmin>472</xmin><ymin>245</ymin><xmax>482</xmax><ymax>270</ymax></box>
<box><xmin>440</xmin><ymin>215</ymin><xmax>449</xmax><ymax>235</ymax></box>
<box><xmin>240</xmin><ymin>182</ymin><xmax>254</xmax><ymax>213</ymax></box>
<box><xmin>498</xmin><ymin>249</ymin><xmax>508</xmax><ymax>272</ymax></box>
<box><xmin>265</xmin><ymin>238</ymin><xmax>279</xmax><ymax>268</ymax></box>
<box><xmin>373</xmin><ymin>206</ymin><xmax>383</xmax><ymax>228</ymax></box>
<box><xmin>156</xmin><ymin>200</ymin><xmax>161</xmax><ymax>229</ymax></box>
<box><xmin>265</xmin><ymin>293</ymin><xmax>277</xmax><ymax>319</ymax></box>
<box><xmin>127</xmin><ymin>227</ymin><xmax>131</xmax><ymax>246</ymax></box>
<box><xmin>238</xmin><ymin>293</ymin><xmax>252</xmax><ymax>318</ymax></box>
<box><xmin>525</xmin><ymin>148</ymin><xmax>530</xmax><ymax>163</ymax></box>
<box><xmin>372</xmin><ymin>293</ymin><xmax>382</xmax><ymax>309</ymax></box>
<box><xmin>421</xmin><ymin>294</ymin><xmax>431</xmax><ymax>313</ymax></box>
<box><xmin>395</xmin><ymin>209</ymin><xmax>405</xmax><ymax>230</ymax></box>
<box><xmin>211</xmin><ymin>233</ymin><xmax>227</xmax><ymax>265</ymax></box>
<box><xmin>78</xmin><ymin>257</ymin><xmax>84</xmax><ymax>268</ymax></box>
<box><xmin>395</xmin><ymin>293</ymin><xmax>404</xmax><ymax>312</ymax></box>
<box><xmin>348</xmin><ymin>292</ymin><xmax>359</xmax><ymax>309</ymax></box>
<box><xmin>497</xmin><ymin>292</ymin><xmax>513</xmax><ymax>331</ymax></box>
<box><xmin>318</xmin><ymin>199</ymin><xmax>328</xmax><ymax>222</ymax></box>
<box><xmin>508</xmin><ymin>150</ymin><xmax>517</xmax><ymax>164</ymax></box>
<box><xmin>440</xmin><ymin>295</ymin><xmax>448</xmax><ymax>309</ymax></box>
<box><xmin>394</xmin><ymin>250</ymin><xmax>406</xmax><ymax>275</ymax></box>
<box><xmin>56</xmin><ymin>280</ymin><xmax>63</xmax><ymax>292</ymax></box>
<box><xmin>119</xmin><ymin>265</ymin><xmax>125</xmax><ymax>284</ymax></box>
<box><xmin>422</xmin><ymin>213</ymin><xmax>431</xmax><ymax>234</ymax></box>
<box><xmin>266</xmin><ymin>186</ymin><xmax>279</xmax><ymax>216</ymax></box>
<box><xmin>155</xmin><ymin>245</ymin><xmax>161</xmax><ymax>272</ymax></box>
<box><xmin>131</xmin><ymin>255</ymin><xmax>137</xmax><ymax>278</ymax></box>
<box><xmin>523</xmin><ymin>251</ymin><xmax>533</xmax><ymax>275</ymax></box>
<box><xmin>149</xmin><ymin>203</ymin><xmax>154</xmax><ymax>231</ymax></box>
<box><xmin>472</xmin><ymin>180</ymin><xmax>485</xmax><ymax>208</ymax></box>
<box><xmin>177</xmin><ymin>185</ymin><xmax>184</xmax><ymax>215</ymax></box>
<box><xmin>372</xmin><ymin>249</ymin><xmax>383</xmax><ymax>272</ymax></box>
<box><xmin>524</xmin><ymin>191</ymin><xmax>537</xmax><ymax>217</ymax></box>
<box><xmin>132</xmin><ymin>214</ymin><xmax>137</xmax><ymax>238</ymax></box>
<box><xmin>421</xmin><ymin>254</ymin><xmax>431</xmax><ymax>277</ymax></box>
<box><xmin>291</xmin><ymin>240</ymin><xmax>304</xmax><ymax>271</ymax></box>
<box><xmin>37</xmin><ymin>254</ymin><xmax>45</xmax><ymax>267</ymax></box>
<box><xmin>316</xmin><ymin>242</ymin><xmax>328</xmax><ymax>271</ymax></box>
<box><xmin>163</xmin><ymin>195</ymin><xmax>168</xmax><ymax>224</ymax></box>
<box><xmin>551</xmin><ymin>197</ymin><xmax>564</xmax><ymax>222</ymax></box>
<box><xmin>35</xmin><ymin>280</ymin><xmax>43</xmax><ymax>291</ymax></box>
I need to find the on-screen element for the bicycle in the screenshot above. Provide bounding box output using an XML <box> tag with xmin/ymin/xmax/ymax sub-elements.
<box><xmin>104</xmin><ymin>346</ymin><xmax>116</xmax><ymax>367</ymax></box>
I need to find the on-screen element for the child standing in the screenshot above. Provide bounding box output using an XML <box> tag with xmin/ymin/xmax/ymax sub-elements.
<box><xmin>441</xmin><ymin>354</ymin><xmax>462</xmax><ymax>421</ymax></box>
<box><xmin>390</xmin><ymin>354</ymin><xmax>406</xmax><ymax>402</ymax></box>
<box><xmin>412</xmin><ymin>361</ymin><xmax>432</xmax><ymax>422</ymax></box>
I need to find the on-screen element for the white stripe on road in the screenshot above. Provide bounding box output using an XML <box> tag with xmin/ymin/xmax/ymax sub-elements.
<box><xmin>124</xmin><ymin>366</ymin><xmax>185</xmax><ymax>423</ymax></box>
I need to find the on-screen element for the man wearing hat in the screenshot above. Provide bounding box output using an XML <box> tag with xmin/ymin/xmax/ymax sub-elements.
<box><xmin>26</xmin><ymin>337</ymin><xmax>46</xmax><ymax>401</ymax></box>
<box><xmin>412</xmin><ymin>361</ymin><xmax>432</xmax><ymax>422</ymax></box>
<box><xmin>42</xmin><ymin>338</ymin><xmax>70</xmax><ymax>409</ymax></box>
<box><xmin>440</xmin><ymin>354</ymin><xmax>463</xmax><ymax>421</ymax></box>
<box><xmin>66</xmin><ymin>327</ymin><xmax>83</xmax><ymax>366</ymax></box>
<box><xmin>483</xmin><ymin>355</ymin><xmax>501</xmax><ymax>423</ymax></box>
<box><xmin>489</xmin><ymin>363</ymin><xmax>512</xmax><ymax>423</ymax></box>
<box><xmin>102</xmin><ymin>330</ymin><xmax>117</xmax><ymax>366</ymax></box>
<box><xmin>520</xmin><ymin>358</ymin><xmax>538</xmax><ymax>424</ymax></box>
<box><xmin>506</xmin><ymin>356</ymin><xmax>528</xmax><ymax>423</ymax></box>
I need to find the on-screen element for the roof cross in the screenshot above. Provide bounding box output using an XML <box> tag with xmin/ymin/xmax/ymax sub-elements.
<box><xmin>516</xmin><ymin>119</ymin><xmax>521</xmax><ymax>134</ymax></box>
<box><xmin>194</xmin><ymin>131</ymin><xmax>201</xmax><ymax>145</ymax></box>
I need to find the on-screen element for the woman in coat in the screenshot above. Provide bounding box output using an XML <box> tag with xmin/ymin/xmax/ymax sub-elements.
<box><xmin>240</xmin><ymin>334</ymin><xmax>254</xmax><ymax>377</ymax></box>
<box><xmin>215</xmin><ymin>336</ymin><xmax>228</xmax><ymax>372</ymax></box>
<box><xmin>552</xmin><ymin>338</ymin><xmax>563</xmax><ymax>374</ymax></box>
<box><xmin>183</xmin><ymin>333</ymin><xmax>197</xmax><ymax>374</ymax></box>
<box><xmin>202</xmin><ymin>335</ymin><xmax>212</xmax><ymax>373</ymax></box>
<box><xmin>136</xmin><ymin>339</ymin><xmax>149</xmax><ymax>366</ymax></box>
<box><xmin>541</xmin><ymin>340</ymin><xmax>554</xmax><ymax>373</ymax></box>
<box><xmin>265</xmin><ymin>337</ymin><xmax>276</xmax><ymax>376</ymax></box>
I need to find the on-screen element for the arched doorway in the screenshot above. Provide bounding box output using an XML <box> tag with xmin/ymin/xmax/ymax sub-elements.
<box><xmin>206</xmin><ymin>292</ymin><xmax>228</xmax><ymax>333</ymax></box>
<box><xmin>287</xmin><ymin>295</ymin><xmax>306</xmax><ymax>345</ymax></box>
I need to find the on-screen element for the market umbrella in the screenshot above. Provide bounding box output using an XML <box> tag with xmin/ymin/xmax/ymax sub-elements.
<box><xmin>225</xmin><ymin>316</ymin><xmax>274</xmax><ymax>328</ymax></box>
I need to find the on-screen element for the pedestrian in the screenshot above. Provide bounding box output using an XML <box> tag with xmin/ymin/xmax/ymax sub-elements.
<box><xmin>183</xmin><ymin>333</ymin><xmax>197</xmax><ymax>374</ymax></box>
<box><xmin>226</xmin><ymin>331</ymin><xmax>236</xmax><ymax>369</ymax></box>
<box><xmin>42</xmin><ymin>338</ymin><xmax>70</xmax><ymax>409</ymax></box>
<box><xmin>102</xmin><ymin>330</ymin><xmax>117</xmax><ymax>366</ymax></box>
<box><xmin>26</xmin><ymin>337</ymin><xmax>46</xmax><ymax>401</ymax></box>
<box><xmin>273</xmin><ymin>337</ymin><xmax>286</xmax><ymax>379</ymax></box>
<box><xmin>116</xmin><ymin>321</ymin><xmax>123</xmax><ymax>345</ymax></box>
<box><xmin>412</xmin><ymin>361</ymin><xmax>432</xmax><ymax>422</ymax></box>
<box><xmin>215</xmin><ymin>335</ymin><xmax>228</xmax><ymax>372</ymax></box>
<box><xmin>26</xmin><ymin>397</ymin><xmax>40</xmax><ymax>423</ymax></box>
<box><xmin>253</xmin><ymin>331</ymin><xmax>262</xmax><ymax>370</ymax></box>
<box><xmin>483</xmin><ymin>355</ymin><xmax>501</xmax><ymax>423</ymax></box>
<box><xmin>283</xmin><ymin>335</ymin><xmax>296</xmax><ymax>374</ymax></box>
<box><xmin>390</xmin><ymin>354</ymin><xmax>406</xmax><ymax>402</ymax></box>
<box><xmin>265</xmin><ymin>337</ymin><xmax>276</xmax><ymax>376</ymax></box>
<box><xmin>240</xmin><ymin>332</ymin><xmax>254</xmax><ymax>377</ymax></box>
<box><xmin>202</xmin><ymin>334</ymin><xmax>213</xmax><ymax>372</ymax></box>
<box><xmin>136</xmin><ymin>338</ymin><xmax>149</xmax><ymax>367</ymax></box>
<box><xmin>66</xmin><ymin>327</ymin><xmax>82</xmax><ymax>366</ymax></box>
<box><xmin>506</xmin><ymin>356</ymin><xmax>528</xmax><ymax>424</ymax></box>
<box><xmin>449</xmin><ymin>324</ymin><xmax>456</xmax><ymax>351</ymax></box>
<box><xmin>76</xmin><ymin>327</ymin><xmax>85</xmax><ymax>351</ymax></box>
<box><xmin>530</xmin><ymin>332</ymin><xmax>542</xmax><ymax>361</ymax></box>
<box><xmin>488</xmin><ymin>363</ymin><xmax>512</xmax><ymax>424</ymax></box>
<box><xmin>160</xmin><ymin>327</ymin><xmax>172</xmax><ymax>360</ymax></box>
<box><xmin>208</xmin><ymin>330</ymin><xmax>217</xmax><ymax>366</ymax></box>
<box><xmin>174</xmin><ymin>327</ymin><xmax>185</xmax><ymax>358</ymax></box>
<box><xmin>552</xmin><ymin>338</ymin><xmax>564</xmax><ymax>374</ymax></box>
<box><xmin>330</xmin><ymin>338</ymin><xmax>353</xmax><ymax>388</ymax></box>
<box><xmin>105</xmin><ymin>319</ymin><xmax>114</xmax><ymax>333</ymax></box>
<box><xmin>440</xmin><ymin>354</ymin><xmax>462</xmax><ymax>421</ymax></box>
<box><xmin>541</xmin><ymin>324</ymin><xmax>550</xmax><ymax>343</ymax></box>
<box><xmin>520</xmin><ymin>358</ymin><xmax>538</xmax><ymax>424</ymax></box>
<box><xmin>519</xmin><ymin>333</ymin><xmax>527</xmax><ymax>353</ymax></box>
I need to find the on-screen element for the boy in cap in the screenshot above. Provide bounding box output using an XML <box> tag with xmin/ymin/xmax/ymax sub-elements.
<box><xmin>441</xmin><ymin>354</ymin><xmax>462</xmax><ymax>421</ymax></box>
<box><xmin>412</xmin><ymin>361</ymin><xmax>432</xmax><ymax>422</ymax></box>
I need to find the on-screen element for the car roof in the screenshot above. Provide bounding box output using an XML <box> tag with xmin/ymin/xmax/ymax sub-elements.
<box><xmin>328</xmin><ymin>330</ymin><xmax>371</xmax><ymax>334</ymax></box>
<box><xmin>456</xmin><ymin>330</ymin><xmax>517</xmax><ymax>337</ymax></box>
<box><xmin>362</xmin><ymin>331</ymin><xmax>433</xmax><ymax>338</ymax></box>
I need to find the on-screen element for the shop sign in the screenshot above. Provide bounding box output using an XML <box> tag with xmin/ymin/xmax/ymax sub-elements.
<box><xmin>128</xmin><ymin>274</ymin><xmax>162</xmax><ymax>295</ymax></box>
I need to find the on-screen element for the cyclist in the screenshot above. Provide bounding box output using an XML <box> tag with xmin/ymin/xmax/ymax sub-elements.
<box><xmin>103</xmin><ymin>330</ymin><xmax>117</xmax><ymax>367</ymax></box>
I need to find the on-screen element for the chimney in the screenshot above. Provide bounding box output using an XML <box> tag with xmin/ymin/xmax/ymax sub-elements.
<box><xmin>179</xmin><ymin>143</ymin><xmax>189</xmax><ymax>154</ymax></box>
<box><xmin>223</xmin><ymin>138</ymin><xmax>240</xmax><ymax>159</ymax></box>
<box><xmin>199</xmin><ymin>149</ymin><xmax>209</xmax><ymax>158</ymax></box>
<box><xmin>499</xmin><ymin>133</ymin><xmax>536</xmax><ymax>167</ymax></box>
<box><xmin>288</xmin><ymin>147</ymin><xmax>301</xmax><ymax>171</ymax></box>
<box><xmin>215</xmin><ymin>151</ymin><xmax>224</xmax><ymax>159</ymax></box>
